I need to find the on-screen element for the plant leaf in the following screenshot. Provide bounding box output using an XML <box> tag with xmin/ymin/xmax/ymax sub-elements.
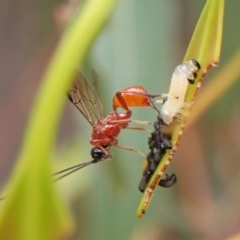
<box><xmin>136</xmin><ymin>0</ymin><xmax>224</xmax><ymax>218</ymax></box>
<box><xmin>0</xmin><ymin>0</ymin><xmax>118</xmax><ymax>239</ymax></box>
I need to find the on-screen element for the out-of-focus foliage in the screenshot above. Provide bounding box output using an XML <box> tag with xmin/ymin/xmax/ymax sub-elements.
<box><xmin>189</xmin><ymin>47</ymin><xmax>240</xmax><ymax>126</ymax></box>
<box><xmin>0</xmin><ymin>0</ymin><xmax>240</xmax><ymax>239</ymax></box>
<box><xmin>0</xmin><ymin>0</ymin><xmax>118</xmax><ymax>239</ymax></box>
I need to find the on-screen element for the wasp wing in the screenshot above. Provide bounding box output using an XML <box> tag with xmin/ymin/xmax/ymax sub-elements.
<box><xmin>91</xmin><ymin>69</ymin><xmax>104</xmax><ymax>119</ymax></box>
<box><xmin>68</xmin><ymin>72</ymin><xmax>104</xmax><ymax>126</ymax></box>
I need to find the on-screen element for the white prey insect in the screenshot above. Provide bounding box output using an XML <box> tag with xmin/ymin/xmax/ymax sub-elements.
<box><xmin>159</xmin><ymin>59</ymin><xmax>201</xmax><ymax>125</ymax></box>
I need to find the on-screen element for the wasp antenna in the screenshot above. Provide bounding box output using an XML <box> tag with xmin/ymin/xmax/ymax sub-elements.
<box><xmin>53</xmin><ymin>160</ymin><xmax>95</xmax><ymax>181</ymax></box>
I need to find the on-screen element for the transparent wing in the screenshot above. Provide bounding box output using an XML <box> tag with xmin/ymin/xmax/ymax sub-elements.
<box><xmin>91</xmin><ymin>69</ymin><xmax>104</xmax><ymax>118</ymax></box>
<box><xmin>68</xmin><ymin>72</ymin><xmax>104</xmax><ymax>126</ymax></box>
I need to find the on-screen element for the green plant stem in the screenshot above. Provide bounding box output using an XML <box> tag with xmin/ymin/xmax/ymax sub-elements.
<box><xmin>0</xmin><ymin>0</ymin><xmax>118</xmax><ymax>239</ymax></box>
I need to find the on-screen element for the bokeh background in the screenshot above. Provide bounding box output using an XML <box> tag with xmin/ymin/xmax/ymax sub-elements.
<box><xmin>0</xmin><ymin>0</ymin><xmax>239</xmax><ymax>239</ymax></box>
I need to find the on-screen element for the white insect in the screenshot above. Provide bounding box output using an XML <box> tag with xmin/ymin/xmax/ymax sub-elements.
<box><xmin>160</xmin><ymin>59</ymin><xmax>201</xmax><ymax>125</ymax></box>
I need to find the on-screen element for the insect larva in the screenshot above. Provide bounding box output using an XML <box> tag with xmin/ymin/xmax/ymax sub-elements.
<box><xmin>138</xmin><ymin>119</ymin><xmax>175</xmax><ymax>192</ymax></box>
<box><xmin>160</xmin><ymin>59</ymin><xmax>201</xmax><ymax>125</ymax></box>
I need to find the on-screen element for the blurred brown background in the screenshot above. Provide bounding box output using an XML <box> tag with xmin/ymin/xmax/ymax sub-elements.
<box><xmin>1</xmin><ymin>0</ymin><xmax>240</xmax><ymax>239</ymax></box>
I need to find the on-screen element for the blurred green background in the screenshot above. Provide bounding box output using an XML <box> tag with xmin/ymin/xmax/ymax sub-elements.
<box><xmin>0</xmin><ymin>0</ymin><xmax>240</xmax><ymax>239</ymax></box>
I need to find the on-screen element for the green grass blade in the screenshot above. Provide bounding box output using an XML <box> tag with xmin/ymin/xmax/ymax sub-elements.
<box><xmin>188</xmin><ymin>46</ymin><xmax>240</xmax><ymax>126</ymax></box>
<box><xmin>137</xmin><ymin>0</ymin><xmax>224</xmax><ymax>218</ymax></box>
<box><xmin>0</xmin><ymin>0</ymin><xmax>118</xmax><ymax>239</ymax></box>
<box><xmin>184</xmin><ymin>0</ymin><xmax>224</xmax><ymax>65</ymax></box>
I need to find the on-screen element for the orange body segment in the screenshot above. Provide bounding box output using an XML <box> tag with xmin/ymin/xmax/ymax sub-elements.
<box><xmin>113</xmin><ymin>86</ymin><xmax>152</xmax><ymax>111</ymax></box>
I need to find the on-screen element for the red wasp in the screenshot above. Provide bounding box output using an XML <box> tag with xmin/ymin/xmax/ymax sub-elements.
<box><xmin>54</xmin><ymin>70</ymin><xmax>160</xmax><ymax>180</ymax></box>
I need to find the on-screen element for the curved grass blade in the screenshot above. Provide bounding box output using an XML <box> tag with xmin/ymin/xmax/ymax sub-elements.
<box><xmin>188</xmin><ymin>47</ymin><xmax>240</xmax><ymax>126</ymax></box>
<box><xmin>137</xmin><ymin>0</ymin><xmax>224</xmax><ymax>218</ymax></box>
<box><xmin>0</xmin><ymin>0</ymin><xmax>118</xmax><ymax>239</ymax></box>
